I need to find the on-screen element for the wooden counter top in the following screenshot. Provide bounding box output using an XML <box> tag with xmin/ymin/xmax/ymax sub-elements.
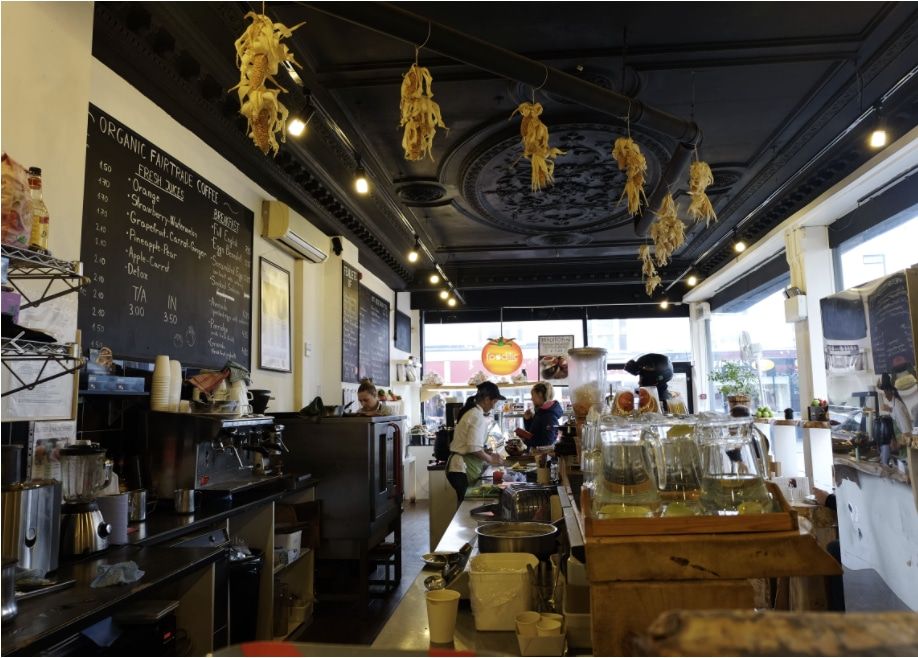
<box><xmin>2</xmin><ymin>545</ymin><xmax>223</xmax><ymax>656</ymax></box>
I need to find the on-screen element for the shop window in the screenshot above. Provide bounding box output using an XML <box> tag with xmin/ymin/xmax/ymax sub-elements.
<box><xmin>709</xmin><ymin>289</ymin><xmax>799</xmax><ymax>413</ymax></box>
<box><xmin>838</xmin><ymin>215</ymin><xmax>917</xmax><ymax>289</ymax></box>
<box><xmin>586</xmin><ymin>318</ymin><xmax>691</xmax><ymax>364</ymax></box>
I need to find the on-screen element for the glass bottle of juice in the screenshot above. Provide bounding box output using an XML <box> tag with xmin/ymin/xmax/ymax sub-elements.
<box><xmin>27</xmin><ymin>167</ymin><xmax>49</xmax><ymax>254</ymax></box>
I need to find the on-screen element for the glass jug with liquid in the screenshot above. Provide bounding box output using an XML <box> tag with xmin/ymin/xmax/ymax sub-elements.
<box><xmin>591</xmin><ymin>421</ymin><xmax>661</xmax><ymax>518</ymax></box>
<box><xmin>642</xmin><ymin>417</ymin><xmax>703</xmax><ymax>516</ymax></box>
<box><xmin>59</xmin><ymin>441</ymin><xmax>112</xmax><ymax>503</ymax></box>
<box><xmin>697</xmin><ymin>417</ymin><xmax>772</xmax><ymax>513</ymax></box>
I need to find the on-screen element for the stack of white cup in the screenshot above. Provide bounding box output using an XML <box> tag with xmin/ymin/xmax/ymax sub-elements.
<box><xmin>151</xmin><ymin>355</ymin><xmax>171</xmax><ymax>411</ymax></box>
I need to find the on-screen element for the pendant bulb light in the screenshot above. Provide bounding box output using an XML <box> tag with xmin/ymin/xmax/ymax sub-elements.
<box><xmin>447</xmin><ymin>297</ymin><xmax>457</xmax><ymax>307</ymax></box>
<box><xmin>686</xmin><ymin>274</ymin><xmax>699</xmax><ymax>287</ymax></box>
<box><xmin>407</xmin><ymin>235</ymin><xmax>420</xmax><ymax>263</ymax></box>
<box><xmin>439</xmin><ymin>289</ymin><xmax>449</xmax><ymax>300</ymax></box>
<box><xmin>353</xmin><ymin>156</ymin><xmax>369</xmax><ymax>195</ymax></box>
<box><xmin>733</xmin><ymin>229</ymin><xmax>747</xmax><ymax>253</ymax></box>
<box><xmin>869</xmin><ymin>105</ymin><xmax>888</xmax><ymax>149</ymax></box>
<box><xmin>660</xmin><ymin>299</ymin><xmax>669</xmax><ymax>310</ymax></box>
<box><xmin>287</xmin><ymin>117</ymin><xmax>307</xmax><ymax>137</ymax></box>
<box><xmin>429</xmin><ymin>273</ymin><xmax>441</xmax><ymax>285</ymax></box>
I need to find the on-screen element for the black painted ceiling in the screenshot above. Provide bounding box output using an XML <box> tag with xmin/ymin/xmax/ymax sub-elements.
<box><xmin>91</xmin><ymin>2</ymin><xmax>918</xmax><ymax>313</ymax></box>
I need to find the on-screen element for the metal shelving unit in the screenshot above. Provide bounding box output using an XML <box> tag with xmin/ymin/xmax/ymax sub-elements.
<box><xmin>1</xmin><ymin>245</ymin><xmax>88</xmax><ymax>310</ymax></box>
<box><xmin>2</xmin><ymin>246</ymin><xmax>88</xmax><ymax>396</ymax></box>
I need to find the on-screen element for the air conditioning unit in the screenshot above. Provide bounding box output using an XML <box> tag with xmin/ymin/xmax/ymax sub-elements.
<box><xmin>262</xmin><ymin>200</ymin><xmax>328</xmax><ymax>263</ymax></box>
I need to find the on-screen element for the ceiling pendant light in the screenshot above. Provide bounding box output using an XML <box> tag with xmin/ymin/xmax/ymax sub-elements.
<box><xmin>439</xmin><ymin>289</ymin><xmax>449</xmax><ymax>300</ymax></box>
<box><xmin>447</xmin><ymin>296</ymin><xmax>457</xmax><ymax>307</ymax></box>
<box><xmin>869</xmin><ymin>105</ymin><xmax>888</xmax><ymax>149</ymax></box>
<box><xmin>734</xmin><ymin>239</ymin><xmax>747</xmax><ymax>253</ymax></box>
<box><xmin>686</xmin><ymin>274</ymin><xmax>699</xmax><ymax>287</ymax></box>
<box><xmin>407</xmin><ymin>235</ymin><xmax>420</xmax><ymax>263</ymax></box>
<box><xmin>660</xmin><ymin>299</ymin><xmax>669</xmax><ymax>310</ymax></box>
<box><xmin>353</xmin><ymin>158</ymin><xmax>370</xmax><ymax>195</ymax></box>
<box><xmin>287</xmin><ymin>117</ymin><xmax>307</xmax><ymax>137</ymax></box>
<box><xmin>429</xmin><ymin>273</ymin><xmax>441</xmax><ymax>285</ymax></box>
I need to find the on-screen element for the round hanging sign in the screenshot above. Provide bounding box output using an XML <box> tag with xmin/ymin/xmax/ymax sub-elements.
<box><xmin>481</xmin><ymin>337</ymin><xmax>523</xmax><ymax>376</ymax></box>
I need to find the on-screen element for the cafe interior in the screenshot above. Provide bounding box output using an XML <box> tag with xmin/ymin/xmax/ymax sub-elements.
<box><xmin>2</xmin><ymin>2</ymin><xmax>917</xmax><ymax>656</ymax></box>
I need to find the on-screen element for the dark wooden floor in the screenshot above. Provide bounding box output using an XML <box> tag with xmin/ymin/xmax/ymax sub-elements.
<box><xmin>298</xmin><ymin>500</ymin><xmax>429</xmax><ymax>645</ymax></box>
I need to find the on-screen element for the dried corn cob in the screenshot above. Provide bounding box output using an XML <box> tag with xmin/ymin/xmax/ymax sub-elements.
<box><xmin>687</xmin><ymin>160</ymin><xmax>717</xmax><ymax>226</ymax></box>
<box><xmin>649</xmin><ymin>194</ymin><xmax>686</xmax><ymax>267</ymax></box>
<box><xmin>511</xmin><ymin>101</ymin><xmax>565</xmax><ymax>192</ymax></box>
<box><xmin>231</xmin><ymin>12</ymin><xmax>302</xmax><ymax>156</ymax></box>
<box><xmin>639</xmin><ymin>244</ymin><xmax>661</xmax><ymax>296</ymax></box>
<box><xmin>612</xmin><ymin>137</ymin><xmax>647</xmax><ymax>215</ymax></box>
<box><xmin>399</xmin><ymin>63</ymin><xmax>447</xmax><ymax>161</ymax></box>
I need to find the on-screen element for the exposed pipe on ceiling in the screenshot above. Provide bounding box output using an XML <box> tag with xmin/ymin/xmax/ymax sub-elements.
<box><xmin>304</xmin><ymin>1</ymin><xmax>702</xmax><ymax>236</ymax></box>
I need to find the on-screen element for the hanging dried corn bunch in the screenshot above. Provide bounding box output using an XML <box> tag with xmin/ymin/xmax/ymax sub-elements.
<box><xmin>611</xmin><ymin>137</ymin><xmax>647</xmax><ymax>215</ymax></box>
<box><xmin>399</xmin><ymin>63</ymin><xmax>447</xmax><ymax>161</ymax></box>
<box><xmin>639</xmin><ymin>244</ymin><xmax>662</xmax><ymax>296</ymax></box>
<box><xmin>511</xmin><ymin>101</ymin><xmax>565</xmax><ymax>192</ymax></box>
<box><xmin>231</xmin><ymin>12</ymin><xmax>303</xmax><ymax>155</ymax></box>
<box><xmin>687</xmin><ymin>160</ymin><xmax>717</xmax><ymax>226</ymax></box>
<box><xmin>649</xmin><ymin>194</ymin><xmax>686</xmax><ymax>267</ymax></box>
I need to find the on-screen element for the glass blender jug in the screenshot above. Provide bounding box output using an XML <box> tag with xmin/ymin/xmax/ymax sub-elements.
<box><xmin>697</xmin><ymin>417</ymin><xmax>772</xmax><ymax>514</ymax></box>
<box><xmin>60</xmin><ymin>441</ymin><xmax>112</xmax><ymax>503</ymax></box>
<box><xmin>592</xmin><ymin>421</ymin><xmax>661</xmax><ymax>518</ymax></box>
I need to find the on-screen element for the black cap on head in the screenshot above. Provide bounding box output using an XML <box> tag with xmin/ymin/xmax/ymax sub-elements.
<box><xmin>477</xmin><ymin>381</ymin><xmax>507</xmax><ymax>400</ymax></box>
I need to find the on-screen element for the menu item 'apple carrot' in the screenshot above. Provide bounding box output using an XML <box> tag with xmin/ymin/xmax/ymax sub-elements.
<box><xmin>231</xmin><ymin>12</ymin><xmax>303</xmax><ymax>155</ymax></box>
<box><xmin>511</xmin><ymin>102</ymin><xmax>565</xmax><ymax>192</ymax></box>
<box><xmin>611</xmin><ymin>137</ymin><xmax>647</xmax><ymax>215</ymax></box>
<box><xmin>400</xmin><ymin>64</ymin><xmax>447</xmax><ymax>161</ymax></box>
<box><xmin>688</xmin><ymin>160</ymin><xmax>717</xmax><ymax>226</ymax></box>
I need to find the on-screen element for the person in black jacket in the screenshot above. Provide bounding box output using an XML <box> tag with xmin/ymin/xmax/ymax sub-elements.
<box><xmin>516</xmin><ymin>381</ymin><xmax>563</xmax><ymax>448</ymax></box>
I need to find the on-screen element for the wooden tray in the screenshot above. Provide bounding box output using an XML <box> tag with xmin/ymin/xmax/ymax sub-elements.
<box><xmin>581</xmin><ymin>481</ymin><xmax>797</xmax><ymax>537</ymax></box>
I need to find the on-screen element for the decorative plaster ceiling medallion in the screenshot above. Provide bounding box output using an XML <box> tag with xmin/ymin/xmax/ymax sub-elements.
<box><xmin>459</xmin><ymin>123</ymin><xmax>670</xmax><ymax>235</ymax></box>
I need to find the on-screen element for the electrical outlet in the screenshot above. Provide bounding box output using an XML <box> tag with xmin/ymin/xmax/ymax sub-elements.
<box><xmin>304</xmin><ymin>341</ymin><xmax>312</xmax><ymax>357</ymax></box>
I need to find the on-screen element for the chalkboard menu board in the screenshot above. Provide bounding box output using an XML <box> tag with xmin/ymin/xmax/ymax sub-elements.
<box><xmin>394</xmin><ymin>310</ymin><xmax>411</xmax><ymax>353</ymax></box>
<box><xmin>78</xmin><ymin>105</ymin><xmax>254</xmax><ymax>369</ymax></box>
<box><xmin>341</xmin><ymin>261</ymin><xmax>360</xmax><ymax>383</ymax></box>
<box><xmin>359</xmin><ymin>284</ymin><xmax>390</xmax><ymax>386</ymax></box>
<box><xmin>868</xmin><ymin>272</ymin><xmax>915</xmax><ymax>372</ymax></box>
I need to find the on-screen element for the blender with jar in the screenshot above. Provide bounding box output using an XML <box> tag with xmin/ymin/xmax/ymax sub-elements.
<box><xmin>59</xmin><ymin>441</ymin><xmax>113</xmax><ymax>557</ymax></box>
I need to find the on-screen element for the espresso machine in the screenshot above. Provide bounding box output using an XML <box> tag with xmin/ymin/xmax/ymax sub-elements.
<box><xmin>145</xmin><ymin>412</ymin><xmax>287</xmax><ymax>506</ymax></box>
<box><xmin>59</xmin><ymin>441</ymin><xmax>113</xmax><ymax>558</ymax></box>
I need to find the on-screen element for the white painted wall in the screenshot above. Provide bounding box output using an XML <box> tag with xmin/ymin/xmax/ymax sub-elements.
<box><xmin>2</xmin><ymin>4</ymin><xmax>410</xmax><ymax>414</ymax></box>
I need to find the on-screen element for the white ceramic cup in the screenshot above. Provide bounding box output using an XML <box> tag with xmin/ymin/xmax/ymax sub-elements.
<box><xmin>426</xmin><ymin>589</ymin><xmax>460</xmax><ymax>644</ymax></box>
<box><xmin>536</xmin><ymin>618</ymin><xmax>562</xmax><ymax>636</ymax></box>
<box><xmin>515</xmin><ymin>610</ymin><xmax>541</xmax><ymax>636</ymax></box>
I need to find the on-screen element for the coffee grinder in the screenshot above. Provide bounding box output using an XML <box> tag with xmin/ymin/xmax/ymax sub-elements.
<box><xmin>59</xmin><ymin>441</ymin><xmax>113</xmax><ymax>557</ymax></box>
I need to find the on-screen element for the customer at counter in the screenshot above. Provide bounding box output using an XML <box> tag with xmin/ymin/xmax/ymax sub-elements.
<box><xmin>515</xmin><ymin>381</ymin><xmax>563</xmax><ymax>447</ymax></box>
<box><xmin>357</xmin><ymin>378</ymin><xmax>393</xmax><ymax>416</ymax></box>
<box><xmin>447</xmin><ymin>381</ymin><xmax>505</xmax><ymax>505</ymax></box>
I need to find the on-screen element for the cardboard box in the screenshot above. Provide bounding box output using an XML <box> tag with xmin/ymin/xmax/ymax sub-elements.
<box><xmin>516</xmin><ymin>632</ymin><xmax>566</xmax><ymax>656</ymax></box>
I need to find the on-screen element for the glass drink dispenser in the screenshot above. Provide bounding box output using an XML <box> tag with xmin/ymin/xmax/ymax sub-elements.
<box><xmin>642</xmin><ymin>417</ymin><xmax>703</xmax><ymax>516</ymax></box>
<box><xmin>567</xmin><ymin>348</ymin><xmax>608</xmax><ymax>419</ymax></box>
<box><xmin>697</xmin><ymin>417</ymin><xmax>772</xmax><ymax>513</ymax></box>
<box><xmin>592</xmin><ymin>421</ymin><xmax>661</xmax><ymax>518</ymax></box>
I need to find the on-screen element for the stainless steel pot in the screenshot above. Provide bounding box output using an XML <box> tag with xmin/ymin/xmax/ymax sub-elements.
<box><xmin>2</xmin><ymin>558</ymin><xmax>16</xmax><ymax>622</ymax></box>
<box><xmin>475</xmin><ymin>521</ymin><xmax>559</xmax><ymax>561</ymax></box>
<box><xmin>1</xmin><ymin>479</ymin><xmax>61</xmax><ymax>576</ymax></box>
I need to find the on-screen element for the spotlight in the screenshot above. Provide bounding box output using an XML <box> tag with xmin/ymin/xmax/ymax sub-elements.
<box><xmin>447</xmin><ymin>297</ymin><xmax>457</xmax><ymax>307</ymax></box>
<box><xmin>439</xmin><ymin>289</ymin><xmax>449</xmax><ymax>300</ymax></box>
<box><xmin>429</xmin><ymin>273</ymin><xmax>441</xmax><ymax>285</ymax></box>
<box><xmin>869</xmin><ymin>128</ymin><xmax>888</xmax><ymax>149</ymax></box>
<box><xmin>407</xmin><ymin>236</ymin><xmax>420</xmax><ymax>263</ymax></box>
<box><xmin>287</xmin><ymin>117</ymin><xmax>307</xmax><ymax>137</ymax></box>
<box><xmin>353</xmin><ymin>161</ymin><xmax>369</xmax><ymax>195</ymax></box>
<box><xmin>734</xmin><ymin>239</ymin><xmax>747</xmax><ymax>253</ymax></box>
<box><xmin>686</xmin><ymin>275</ymin><xmax>698</xmax><ymax>286</ymax></box>
<box><xmin>660</xmin><ymin>300</ymin><xmax>669</xmax><ymax>310</ymax></box>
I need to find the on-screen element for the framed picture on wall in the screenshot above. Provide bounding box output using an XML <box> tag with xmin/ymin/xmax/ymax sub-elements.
<box><xmin>259</xmin><ymin>257</ymin><xmax>292</xmax><ymax>372</ymax></box>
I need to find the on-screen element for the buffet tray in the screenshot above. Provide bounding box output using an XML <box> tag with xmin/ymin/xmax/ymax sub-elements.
<box><xmin>580</xmin><ymin>481</ymin><xmax>797</xmax><ymax>537</ymax></box>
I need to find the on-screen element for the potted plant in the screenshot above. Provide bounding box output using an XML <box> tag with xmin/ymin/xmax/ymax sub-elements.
<box><xmin>709</xmin><ymin>361</ymin><xmax>759</xmax><ymax>410</ymax></box>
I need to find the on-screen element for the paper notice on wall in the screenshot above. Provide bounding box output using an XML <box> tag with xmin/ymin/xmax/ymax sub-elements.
<box><xmin>538</xmin><ymin>335</ymin><xmax>574</xmax><ymax>384</ymax></box>
<box><xmin>1</xmin><ymin>359</ymin><xmax>76</xmax><ymax>421</ymax></box>
<box><xmin>29</xmin><ymin>419</ymin><xmax>76</xmax><ymax>481</ymax></box>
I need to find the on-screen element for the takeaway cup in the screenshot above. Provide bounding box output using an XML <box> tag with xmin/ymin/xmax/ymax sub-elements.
<box><xmin>537</xmin><ymin>618</ymin><xmax>562</xmax><ymax>636</ymax></box>
<box><xmin>426</xmin><ymin>589</ymin><xmax>460</xmax><ymax>643</ymax></box>
<box><xmin>515</xmin><ymin>611</ymin><xmax>541</xmax><ymax>636</ymax></box>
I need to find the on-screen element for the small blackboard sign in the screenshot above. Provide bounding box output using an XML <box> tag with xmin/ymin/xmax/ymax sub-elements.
<box><xmin>341</xmin><ymin>261</ymin><xmax>360</xmax><ymax>383</ymax></box>
<box><xmin>359</xmin><ymin>284</ymin><xmax>390</xmax><ymax>386</ymax></box>
<box><xmin>78</xmin><ymin>105</ymin><xmax>253</xmax><ymax>369</ymax></box>
<box><xmin>394</xmin><ymin>310</ymin><xmax>411</xmax><ymax>353</ymax></box>
<box><xmin>867</xmin><ymin>272</ymin><xmax>915</xmax><ymax>373</ymax></box>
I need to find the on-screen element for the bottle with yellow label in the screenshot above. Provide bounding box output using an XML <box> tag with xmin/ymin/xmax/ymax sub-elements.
<box><xmin>27</xmin><ymin>167</ymin><xmax>49</xmax><ymax>254</ymax></box>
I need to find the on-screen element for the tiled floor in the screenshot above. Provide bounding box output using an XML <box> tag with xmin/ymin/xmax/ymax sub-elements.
<box><xmin>298</xmin><ymin>500</ymin><xmax>429</xmax><ymax>644</ymax></box>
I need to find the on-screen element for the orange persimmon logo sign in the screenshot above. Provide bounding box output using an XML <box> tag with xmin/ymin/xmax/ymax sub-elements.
<box><xmin>481</xmin><ymin>337</ymin><xmax>523</xmax><ymax>376</ymax></box>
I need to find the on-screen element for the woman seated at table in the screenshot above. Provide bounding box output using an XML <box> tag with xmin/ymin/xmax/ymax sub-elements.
<box><xmin>515</xmin><ymin>381</ymin><xmax>563</xmax><ymax>448</ymax></box>
<box><xmin>357</xmin><ymin>378</ymin><xmax>393</xmax><ymax>416</ymax></box>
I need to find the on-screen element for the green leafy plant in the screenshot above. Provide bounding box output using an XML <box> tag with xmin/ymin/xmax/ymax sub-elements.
<box><xmin>709</xmin><ymin>361</ymin><xmax>759</xmax><ymax>397</ymax></box>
